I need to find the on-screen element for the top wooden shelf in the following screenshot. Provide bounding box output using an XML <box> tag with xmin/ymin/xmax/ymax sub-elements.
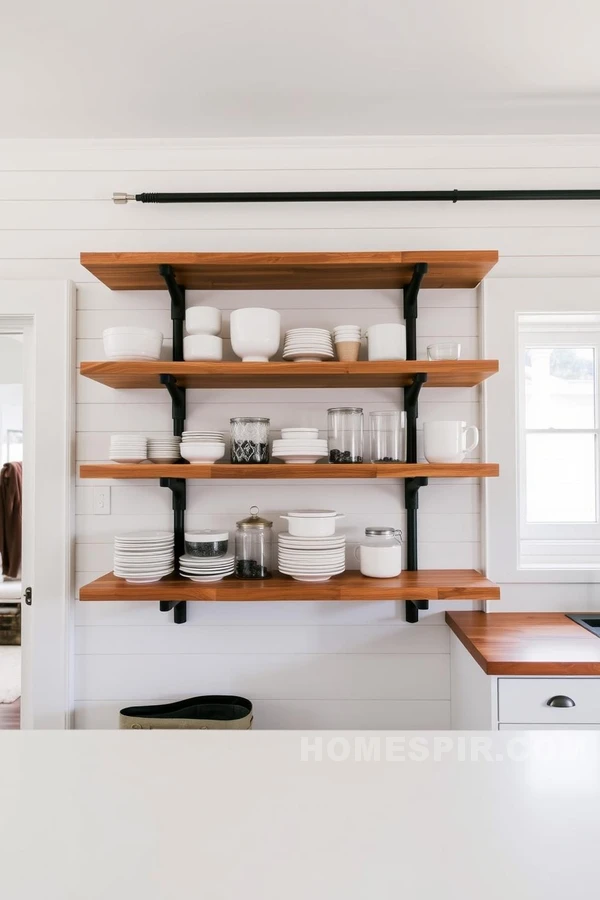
<box><xmin>80</xmin><ymin>250</ymin><xmax>499</xmax><ymax>291</ymax></box>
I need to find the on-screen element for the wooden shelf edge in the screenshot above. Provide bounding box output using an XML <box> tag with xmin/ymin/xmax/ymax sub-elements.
<box><xmin>79</xmin><ymin>570</ymin><xmax>500</xmax><ymax>603</ymax></box>
<box><xmin>80</xmin><ymin>462</ymin><xmax>500</xmax><ymax>480</ymax></box>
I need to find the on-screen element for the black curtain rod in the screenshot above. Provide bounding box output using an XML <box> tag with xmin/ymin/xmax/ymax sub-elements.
<box><xmin>113</xmin><ymin>189</ymin><xmax>600</xmax><ymax>204</ymax></box>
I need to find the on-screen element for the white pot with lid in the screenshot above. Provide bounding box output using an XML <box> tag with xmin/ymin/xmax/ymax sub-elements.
<box><xmin>280</xmin><ymin>509</ymin><xmax>345</xmax><ymax>537</ymax></box>
<box><xmin>356</xmin><ymin>526</ymin><xmax>403</xmax><ymax>578</ymax></box>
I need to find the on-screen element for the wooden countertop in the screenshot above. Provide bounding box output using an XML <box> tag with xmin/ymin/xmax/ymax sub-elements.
<box><xmin>445</xmin><ymin>611</ymin><xmax>600</xmax><ymax>675</ymax></box>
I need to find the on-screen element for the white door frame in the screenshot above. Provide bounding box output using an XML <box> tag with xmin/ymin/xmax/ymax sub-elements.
<box><xmin>0</xmin><ymin>280</ymin><xmax>75</xmax><ymax>728</ymax></box>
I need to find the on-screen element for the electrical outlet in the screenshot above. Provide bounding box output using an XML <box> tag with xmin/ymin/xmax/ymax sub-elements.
<box><xmin>93</xmin><ymin>486</ymin><xmax>111</xmax><ymax>515</ymax></box>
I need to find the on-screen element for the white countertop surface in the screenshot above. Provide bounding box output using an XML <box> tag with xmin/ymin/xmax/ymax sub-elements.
<box><xmin>1</xmin><ymin>730</ymin><xmax>598</xmax><ymax>899</ymax></box>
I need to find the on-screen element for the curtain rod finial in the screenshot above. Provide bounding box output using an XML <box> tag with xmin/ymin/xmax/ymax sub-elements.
<box><xmin>112</xmin><ymin>192</ymin><xmax>135</xmax><ymax>204</ymax></box>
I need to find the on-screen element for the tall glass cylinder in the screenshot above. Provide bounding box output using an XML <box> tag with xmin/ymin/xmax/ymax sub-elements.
<box><xmin>370</xmin><ymin>410</ymin><xmax>407</xmax><ymax>463</ymax></box>
<box><xmin>327</xmin><ymin>407</ymin><xmax>364</xmax><ymax>463</ymax></box>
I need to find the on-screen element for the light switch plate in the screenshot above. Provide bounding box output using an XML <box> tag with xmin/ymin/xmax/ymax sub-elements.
<box><xmin>93</xmin><ymin>486</ymin><xmax>111</xmax><ymax>515</ymax></box>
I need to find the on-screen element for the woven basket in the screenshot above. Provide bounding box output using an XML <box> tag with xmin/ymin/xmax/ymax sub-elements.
<box><xmin>0</xmin><ymin>605</ymin><xmax>21</xmax><ymax>646</ymax></box>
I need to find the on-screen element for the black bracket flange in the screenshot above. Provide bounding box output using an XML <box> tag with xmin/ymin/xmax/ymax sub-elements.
<box><xmin>158</xmin><ymin>264</ymin><xmax>185</xmax><ymax>361</ymax></box>
<box><xmin>405</xmin><ymin>476</ymin><xmax>429</xmax><ymax>624</ymax></box>
<box><xmin>160</xmin><ymin>373</ymin><xmax>186</xmax><ymax>438</ymax></box>
<box><xmin>404</xmin><ymin>372</ymin><xmax>428</xmax><ymax>465</ymax></box>
<box><xmin>159</xmin><ymin>477</ymin><xmax>187</xmax><ymax>624</ymax></box>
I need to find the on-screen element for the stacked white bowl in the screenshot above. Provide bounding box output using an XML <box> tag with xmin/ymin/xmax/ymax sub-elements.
<box><xmin>278</xmin><ymin>510</ymin><xmax>346</xmax><ymax>582</ymax></box>
<box><xmin>179</xmin><ymin>553</ymin><xmax>235</xmax><ymax>582</ymax></box>
<box><xmin>180</xmin><ymin>430</ymin><xmax>226</xmax><ymax>463</ymax></box>
<box><xmin>283</xmin><ymin>328</ymin><xmax>334</xmax><ymax>362</ymax></box>
<box><xmin>184</xmin><ymin>306</ymin><xmax>223</xmax><ymax>361</ymax></box>
<box><xmin>110</xmin><ymin>434</ymin><xmax>147</xmax><ymax>464</ymax></box>
<box><xmin>113</xmin><ymin>530</ymin><xmax>175</xmax><ymax>584</ymax></box>
<box><xmin>103</xmin><ymin>327</ymin><xmax>163</xmax><ymax>361</ymax></box>
<box><xmin>147</xmin><ymin>436</ymin><xmax>181</xmax><ymax>464</ymax></box>
<box><xmin>272</xmin><ymin>427</ymin><xmax>328</xmax><ymax>464</ymax></box>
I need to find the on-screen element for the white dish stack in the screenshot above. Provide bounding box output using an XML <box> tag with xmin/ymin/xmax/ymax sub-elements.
<box><xmin>147</xmin><ymin>436</ymin><xmax>181</xmax><ymax>464</ymax></box>
<box><xmin>178</xmin><ymin>553</ymin><xmax>235</xmax><ymax>582</ymax></box>
<box><xmin>103</xmin><ymin>327</ymin><xmax>163</xmax><ymax>361</ymax></box>
<box><xmin>110</xmin><ymin>434</ymin><xmax>148</xmax><ymax>464</ymax></box>
<box><xmin>272</xmin><ymin>427</ymin><xmax>328</xmax><ymax>464</ymax></box>
<box><xmin>113</xmin><ymin>531</ymin><xmax>175</xmax><ymax>584</ymax></box>
<box><xmin>278</xmin><ymin>510</ymin><xmax>346</xmax><ymax>582</ymax></box>
<box><xmin>180</xmin><ymin>431</ymin><xmax>226</xmax><ymax>464</ymax></box>
<box><xmin>283</xmin><ymin>328</ymin><xmax>334</xmax><ymax>362</ymax></box>
<box><xmin>184</xmin><ymin>306</ymin><xmax>224</xmax><ymax>361</ymax></box>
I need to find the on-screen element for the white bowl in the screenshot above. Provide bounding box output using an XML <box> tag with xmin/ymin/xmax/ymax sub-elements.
<box><xmin>186</xmin><ymin>306</ymin><xmax>222</xmax><ymax>336</ymax></box>
<box><xmin>280</xmin><ymin>513</ymin><xmax>344</xmax><ymax>537</ymax></box>
<box><xmin>103</xmin><ymin>327</ymin><xmax>163</xmax><ymax>361</ymax></box>
<box><xmin>366</xmin><ymin>323</ymin><xmax>407</xmax><ymax>361</ymax></box>
<box><xmin>183</xmin><ymin>334</ymin><xmax>223</xmax><ymax>361</ymax></box>
<box><xmin>281</xmin><ymin>428</ymin><xmax>320</xmax><ymax>440</ymax></box>
<box><xmin>230</xmin><ymin>308</ymin><xmax>281</xmax><ymax>362</ymax></box>
<box><xmin>180</xmin><ymin>442</ymin><xmax>225</xmax><ymax>464</ymax></box>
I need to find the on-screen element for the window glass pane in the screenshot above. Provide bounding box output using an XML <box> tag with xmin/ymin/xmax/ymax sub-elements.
<box><xmin>525</xmin><ymin>347</ymin><xmax>595</xmax><ymax>429</ymax></box>
<box><xmin>526</xmin><ymin>433</ymin><xmax>596</xmax><ymax>523</ymax></box>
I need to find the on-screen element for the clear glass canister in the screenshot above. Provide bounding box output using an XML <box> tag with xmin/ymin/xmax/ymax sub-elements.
<box><xmin>230</xmin><ymin>417</ymin><xmax>270</xmax><ymax>464</ymax></box>
<box><xmin>327</xmin><ymin>407</ymin><xmax>364</xmax><ymax>463</ymax></box>
<box><xmin>356</xmin><ymin>526</ymin><xmax>403</xmax><ymax>578</ymax></box>
<box><xmin>370</xmin><ymin>410</ymin><xmax>407</xmax><ymax>463</ymax></box>
<box><xmin>235</xmin><ymin>506</ymin><xmax>273</xmax><ymax>579</ymax></box>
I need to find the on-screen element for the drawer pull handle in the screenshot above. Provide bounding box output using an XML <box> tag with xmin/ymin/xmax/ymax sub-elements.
<box><xmin>546</xmin><ymin>695</ymin><xmax>576</xmax><ymax>708</ymax></box>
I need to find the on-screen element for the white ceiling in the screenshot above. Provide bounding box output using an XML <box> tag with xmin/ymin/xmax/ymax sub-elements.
<box><xmin>2</xmin><ymin>0</ymin><xmax>600</xmax><ymax>137</ymax></box>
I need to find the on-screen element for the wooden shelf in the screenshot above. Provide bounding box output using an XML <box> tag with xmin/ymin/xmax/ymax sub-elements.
<box><xmin>80</xmin><ymin>569</ymin><xmax>500</xmax><ymax>603</ymax></box>
<box><xmin>80</xmin><ymin>250</ymin><xmax>498</xmax><ymax>291</ymax></box>
<box><xmin>80</xmin><ymin>359</ymin><xmax>498</xmax><ymax>390</ymax></box>
<box><xmin>80</xmin><ymin>462</ymin><xmax>499</xmax><ymax>480</ymax></box>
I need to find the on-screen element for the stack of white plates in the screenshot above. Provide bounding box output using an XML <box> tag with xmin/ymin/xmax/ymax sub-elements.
<box><xmin>113</xmin><ymin>531</ymin><xmax>175</xmax><ymax>584</ymax></box>
<box><xmin>148</xmin><ymin>436</ymin><xmax>181</xmax><ymax>463</ymax></box>
<box><xmin>180</xmin><ymin>431</ymin><xmax>226</xmax><ymax>464</ymax></box>
<box><xmin>278</xmin><ymin>533</ymin><xmax>346</xmax><ymax>582</ymax></box>
<box><xmin>110</xmin><ymin>434</ymin><xmax>147</xmax><ymax>464</ymax></box>
<box><xmin>283</xmin><ymin>328</ymin><xmax>334</xmax><ymax>362</ymax></box>
<box><xmin>272</xmin><ymin>427</ymin><xmax>328</xmax><ymax>464</ymax></box>
<box><xmin>179</xmin><ymin>553</ymin><xmax>235</xmax><ymax>582</ymax></box>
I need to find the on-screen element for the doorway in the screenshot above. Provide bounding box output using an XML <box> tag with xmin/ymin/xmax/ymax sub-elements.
<box><xmin>0</xmin><ymin>334</ymin><xmax>23</xmax><ymax>729</ymax></box>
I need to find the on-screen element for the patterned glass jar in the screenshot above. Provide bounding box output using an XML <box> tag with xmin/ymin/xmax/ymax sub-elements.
<box><xmin>230</xmin><ymin>417</ymin><xmax>270</xmax><ymax>464</ymax></box>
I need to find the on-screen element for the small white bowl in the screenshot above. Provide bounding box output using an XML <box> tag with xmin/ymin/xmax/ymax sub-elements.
<box><xmin>180</xmin><ymin>442</ymin><xmax>225</xmax><ymax>464</ymax></box>
<box><xmin>280</xmin><ymin>513</ymin><xmax>345</xmax><ymax>537</ymax></box>
<box><xmin>183</xmin><ymin>334</ymin><xmax>223</xmax><ymax>361</ymax></box>
<box><xmin>280</xmin><ymin>428</ymin><xmax>320</xmax><ymax>440</ymax></box>
<box><xmin>186</xmin><ymin>306</ymin><xmax>222</xmax><ymax>336</ymax></box>
<box><xmin>103</xmin><ymin>327</ymin><xmax>163</xmax><ymax>361</ymax></box>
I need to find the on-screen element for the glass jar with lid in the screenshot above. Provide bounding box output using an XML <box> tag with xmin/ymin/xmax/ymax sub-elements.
<box><xmin>230</xmin><ymin>417</ymin><xmax>270</xmax><ymax>464</ymax></box>
<box><xmin>327</xmin><ymin>407</ymin><xmax>364</xmax><ymax>463</ymax></box>
<box><xmin>369</xmin><ymin>410</ymin><xmax>407</xmax><ymax>463</ymax></box>
<box><xmin>356</xmin><ymin>526</ymin><xmax>403</xmax><ymax>578</ymax></box>
<box><xmin>235</xmin><ymin>506</ymin><xmax>273</xmax><ymax>579</ymax></box>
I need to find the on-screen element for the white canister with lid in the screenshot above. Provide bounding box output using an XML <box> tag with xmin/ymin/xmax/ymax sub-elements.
<box><xmin>356</xmin><ymin>527</ymin><xmax>403</xmax><ymax>578</ymax></box>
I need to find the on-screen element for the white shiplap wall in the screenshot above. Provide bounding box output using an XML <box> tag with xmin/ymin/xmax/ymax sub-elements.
<box><xmin>3</xmin><ymin>136</ymin><xmax>600</xmax><ymax>729</ymax></box>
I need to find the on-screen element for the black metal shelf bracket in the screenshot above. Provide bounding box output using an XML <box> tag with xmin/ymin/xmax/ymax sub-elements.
<box><xmin>160</xmin><ymin>373</ymin><xmax>186</xmax><ymax>438</ymax></box>
<box><xmin>403</xmin><ymin>262</ymin><xmax>428</xmax><ymax>360</ymax></box>
<box><xmin>159</xmin><ymin>263</ymin><xmax>186</xmax><ymax>361</ymax></box>
<box><xmin>159</xmin><ymin>477</ymin><xmax>187</xmax><ymax>625</ymax></box>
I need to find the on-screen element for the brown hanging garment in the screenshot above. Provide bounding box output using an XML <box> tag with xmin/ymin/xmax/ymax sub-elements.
<box><xmin>0</xmin><ymin>462</ymin><xmax>22</xmax><ymax>579</ymax></box>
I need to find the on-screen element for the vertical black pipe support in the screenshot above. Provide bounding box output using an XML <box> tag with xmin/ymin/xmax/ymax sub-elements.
<box><xmin>159</xmin><ymin>263</ymin><xmax>186</xmax><ymax>362</ymax></box>
<box><xmin>403</xmin><ymin>262</ymin><xmax>428</xmax><ymax>360</ymax></box>
<box><xmin>159</xmin><ymin>478</ymin><xmax>187</xmax><ymax>624</ymax></box>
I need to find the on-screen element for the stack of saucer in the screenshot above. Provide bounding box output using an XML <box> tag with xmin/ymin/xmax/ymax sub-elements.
<box><xmin>180</xmin><ymin>431</ymin><xmax>226</xmax><ymax>464</ymax></box>
<box><xmin>278</xmin><ymin>531</ymin><xmax>346</xmax><ymax>582</ymax></box>
<box><xmin>283</xmin><ymin>328</ymin><xmax>334</xmax><ymax>362</ymax></box>
<box><xmin>179</xmin><ymin>553</ymin><xmax>235</xmax><ymax>582</ymax></box>
<box><xmin>272</xmin><ymin>427</ymin><xmax>328</xmax><ymax>464</ymax></box>
<box><xmin>110</xmin><ymin>434</ymin><xmax>147</xmax><ymax>464</ymax></box>
<box><xmin>147</xmin><ymin>436</ymin><xmax>181</xmax><ymax>464</ymax></box>
<box><xmin>113</xmin><ymin>531</ymin><xmax>174</xmax><ymax>584</ymax></box>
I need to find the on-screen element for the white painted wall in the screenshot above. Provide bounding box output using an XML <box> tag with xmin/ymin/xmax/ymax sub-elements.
<box><xmin>1</xmin><ymin>136</ymin><xmax>599</xmax><ymax>729</ymax></box>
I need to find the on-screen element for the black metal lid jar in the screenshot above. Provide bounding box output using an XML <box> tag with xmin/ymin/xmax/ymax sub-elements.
<box><xmin>235</xmin><ymin>506</ymin><xmax>273</xmax><ymax>579</ymax></box>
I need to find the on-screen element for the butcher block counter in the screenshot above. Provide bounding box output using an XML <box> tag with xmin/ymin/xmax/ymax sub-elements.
<box><xmin>446</xmin><ymin>612</ymin><xmax>600</xmax><ymax>729</ymax></box>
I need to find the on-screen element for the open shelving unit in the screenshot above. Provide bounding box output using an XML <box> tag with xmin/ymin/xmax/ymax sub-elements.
<box><xmin>78</xmin><ymin>249</ymin><xmax>500</xmax><ymax>624</ymax></box>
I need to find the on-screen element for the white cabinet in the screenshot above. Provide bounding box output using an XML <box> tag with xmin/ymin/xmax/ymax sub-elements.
<box><xmin>450</xmin><ymin>634</ymin><xmax>600</xmax><ymax>730</ymax></box>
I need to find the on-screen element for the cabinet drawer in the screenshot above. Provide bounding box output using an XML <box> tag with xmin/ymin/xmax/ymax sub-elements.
<box><xmin>498</xmin><ymin>678</ymin><xmax>600</xmax><ymax>724</ymax></box>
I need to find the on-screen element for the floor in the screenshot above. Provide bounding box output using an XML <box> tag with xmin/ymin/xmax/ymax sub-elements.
<box><xmin>0</xmin><ymin>697</ymin><xmax>20</xmax><ymax>729</ymax></box>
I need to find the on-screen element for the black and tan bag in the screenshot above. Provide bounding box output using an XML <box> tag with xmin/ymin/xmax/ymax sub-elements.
<box><xmin>119</xmin><ymin>695</ymin><xmax>253</xmax><ymax>730</ymax></box>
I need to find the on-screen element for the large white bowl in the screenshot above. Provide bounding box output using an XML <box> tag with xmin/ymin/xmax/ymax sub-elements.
<box><xmin>183</xmin><ymin>334</ymin><xmax>223</xmax><ymax>361</ymax></box>
<box><xmin>103</xmin><ymin>327</ymin><xmax>163</xmax><ymax>361</ymax></box>
<box><xmin>230</xmin><ymin>308</ymin><xmax>281</xmax><ymax>362</ymax></box>
<box><xmin>180</xmin><ymin>442</ymin><xmax>225</xmax><ymax>464</ymax></box>
<box><xmin>280</xmin><ymin>513</ymin><xmax>344</xmax><ymax>537</ymax></box>
<box><xmin>185</xmin><ymin>306</ymin><xmax>222</xmax><ymax>336</ymax></box>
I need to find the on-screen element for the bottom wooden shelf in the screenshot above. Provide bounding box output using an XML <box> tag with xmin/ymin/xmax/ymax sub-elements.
<box><xmin>79</xmin><ymin>569</ymin><xmax>500</xmax><ymax>603</ymax></box>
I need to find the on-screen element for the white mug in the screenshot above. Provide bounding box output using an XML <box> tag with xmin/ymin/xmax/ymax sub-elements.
<box><xmin>366</xmin><ymin>323</ymin><xmax>406</xmax><ymax>361</ymax></box>
<box><xmin>423</xmin><ymin>420</ymin><xmax>479</xmax><ymax>464</ymax></box>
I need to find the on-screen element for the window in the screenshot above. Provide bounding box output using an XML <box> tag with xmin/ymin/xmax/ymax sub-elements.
<box><xmin>484</xmin><ymin>278</ymin><xmax>600</xmax><ymax>583</ymax></box>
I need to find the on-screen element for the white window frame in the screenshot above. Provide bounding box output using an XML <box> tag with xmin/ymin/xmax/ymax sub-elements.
<box><xmin>483</xmin><ymin>277</ymin><xmax>600</xmax><ymax>584</ymax></box>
